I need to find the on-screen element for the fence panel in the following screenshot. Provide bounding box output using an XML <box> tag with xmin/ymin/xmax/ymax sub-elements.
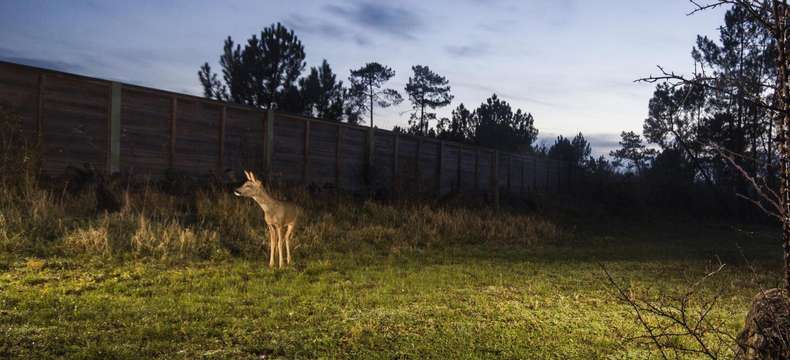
<box><xmin>397</xmin><ymin>137</ymin><xmax>419</xmax><ymax>193</ymax></box>
<box><xmin>307</xmin><ymin>121</ymin><xmax>339</xmax><ymax>187</ymax></box>
<box><xmin>440</xmin><ymin>144</ymin><xmax>459</xmax><ymax>195</ymax></box>
<box><xmin>419</xmin><ymin>140</ymin><xmax>440</xmax><ymax>195</ymax></box>
<box><xmin>173</xmin><ymin>99</ymin><xmax>219</xmax><ymax>175</ymax></box>
<box><xmin>120</xmin><ymin>88</ymin><xmax>171</xmax><ymax>175</ymax></box>
<box><xmin>272</xmin><ymin>114</ymin><xmax>305</xmax><ymax>182</ymax></box>
<box><xmin>43</xmin><ymin>74</ymin><xmax>110</xmax><ymax>175</ymax></box>
<box><xmin>458</xmin><ymin>148</ymin><xmax>476</xmax><ymax>192</ymax></box>
<box><xmin>224</xmin><ymin>107</ymin><xmax>265</xmax><ymax>174</ymax></box>
<box><xmin>477</xmin><ymin>151</ymin><xmax>492</xmax><ymax>192</ymax></box>
<box><xmin>373</xmin><ymin>130</ymin><xmax>395</xmax><ymax>192</ymax></box>
<box><xmin>0</xmin><ymin>61</ymin><xmax>579</xmax><ymax>198</ymax></box>
<box><xmin>339</xmin><ymin>126</ymin><xmax>366</xmax><ymax>192</ymax></box>
<box><xmin>0</xmin><ymin>63</ymin><xmax>39</xmax><ymax>140</ymax></box>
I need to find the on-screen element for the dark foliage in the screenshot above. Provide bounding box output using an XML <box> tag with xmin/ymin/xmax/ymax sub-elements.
<box><xmin>347</xmin><ymin>62</ymin><xmax>403</xmax><ymax>127</ymax></box>
<box><xmin>299</xmin><ymin>60</ymin><xmax>345</xmax><ymax>121</ymax></box>
<box><xmin>199</xmin><ymin>23</ymin><xmax>306</xmax><ymax>112</ymax></box>
<box><xmin>404</xmin><ymin>65</ymin><xmax>453</xmax><ymax>135</ymax></box>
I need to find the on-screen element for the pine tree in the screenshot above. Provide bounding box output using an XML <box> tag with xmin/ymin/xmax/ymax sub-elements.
<box><xmin>404</xmin><ymin>65</ymin><xmax>453</xmax><ymax>135</ymax></box>
<box><xmin>299</xmin><ymin>60</ymin><xmax>344</xmax><ymax>121</ymax></box>
<box><xmin>198</xmin><ymin>23</ymin><xmax>306</xmax><ymax>111</ymax></box>
<box><xmin>347</xmin><ymin>62</ymin><xmax>402</xmax><ymax>127</ymax></box>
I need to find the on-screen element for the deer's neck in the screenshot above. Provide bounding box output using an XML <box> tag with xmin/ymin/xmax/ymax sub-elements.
<box><xmin>251</xmin><ymin>189</ymin><xmax>278</xmax><ymax>212</ymax></box>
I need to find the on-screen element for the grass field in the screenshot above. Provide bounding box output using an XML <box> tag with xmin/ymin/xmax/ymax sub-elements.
<box><xmin>0</xmin><ymin>184</ymin><xmax>782</xmax><ymax>359</ymax></box>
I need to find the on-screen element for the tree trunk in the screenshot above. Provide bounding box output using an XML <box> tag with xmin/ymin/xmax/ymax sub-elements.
<box><xmin>773</xmin><ymin>0</ymin><xmax>790</xmax><ymax>293</ymax></box>
<box><xmin>420</xmin><ymin>102</ymin><xmax>425</xmax><ymax>135</ymax></box>
<box><xmin>369</xmin><ymin>78</ymin><xmax>374</xmax><ymax>128</ymax></box>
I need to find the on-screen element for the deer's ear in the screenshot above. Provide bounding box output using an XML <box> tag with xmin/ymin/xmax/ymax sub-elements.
<box><xmin>244</xmin><ymin>170</ymin><xmax>252</xmax><ymax>181</ymax></box>
<box><xmin>249</xmin><ymin>171</ymin><xmax>257</xmax><ymax>182</ymax></box>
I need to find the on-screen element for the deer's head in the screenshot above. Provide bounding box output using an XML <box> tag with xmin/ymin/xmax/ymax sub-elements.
<box><xmin>234</xmin><ymin>170</ymin><xmax>263</xmax><ymax>198</ymax></box>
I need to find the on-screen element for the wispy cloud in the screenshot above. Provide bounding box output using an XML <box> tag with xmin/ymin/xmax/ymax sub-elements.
<box><xmin>285</xmin><ymin>14</ymin><xmax>346</xmax><ymax>38</ymax></box>
<box><xmin>539</xmin><ymin>132</ymin><xmax>621</xmax><ymax>157</ymax></box>
<box><xmin>284</xmin><ymin>13</ymin><xmax>373</xmax><ymax>47</ymax></box>
<box><xmin>0</xmin><ymin>48</ymin><xmax>86</xmax><ymax>73</ymax></box>
<box><xmin>453</xmin><ymin>80</ymin><xmax>558</xmax><ymax>108</ymax></box>
<box><xmin>584</xmin><ymin>133</ymin><xmax>622</xmax><ymax>151</ymax></box>
<box><xmin>445</xmin><ymin>43</ymin><xmax>490</xmax><ymax>58</ymax></box>
<box><xmin>325</xmin><ymin>2</ymin><xmax>422</xmax><ymax>40</ymax></box>
<box><xmin>352</xmin><ymin>34</ymin><xmax>372</xmax><ymax>46</ymax></box>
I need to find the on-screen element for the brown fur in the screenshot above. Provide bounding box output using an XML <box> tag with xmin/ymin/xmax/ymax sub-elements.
<box><xmin>234</xmin><ymin>171</ymin><xmax>302</xmax><ymax>268</ymax></box>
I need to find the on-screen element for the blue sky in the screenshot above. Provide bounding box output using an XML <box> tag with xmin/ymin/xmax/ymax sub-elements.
<box><xmin>0</xmin><ymin>0</ymin><xmax>726</xmax><ymax>155</ymax></box>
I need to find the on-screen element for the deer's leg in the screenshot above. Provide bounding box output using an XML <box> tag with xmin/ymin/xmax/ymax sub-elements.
<box><xmin>267</xmin><ymin>224</ymin><xmax>276</xmax><ymax>268</ymax></box>
<box><xmin>284</xmin><ymin>224</ymin><xmax>294</xmax><ymax>265</ymax></box>
<box><xmin>276</xmin><ymin>226</ymin><xmax>285</xmax><ymax>269</ymax></box>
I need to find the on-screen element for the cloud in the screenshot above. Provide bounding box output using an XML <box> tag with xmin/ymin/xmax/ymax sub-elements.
<box><xmin>445</xmin><ymin>43</ymin><xmax>490</xmax><ymax>58</ymax></box>
<box><xmin>0</xmin><ymin>49</ymin><xmax>86</xmax><ymax>73</ymax></box>
<box><xmin>284</xmin><ymin>13</ymin><xmax>373</xmax><ymax>47</ymax></box>
<box><xmin>352</xmin><ymin>34</ymin><xmax>372</xmax><ymax>46</ymax></box>
<box><xmin>474</xmin><ymin>0</ymin><xmax>576</xmax><ymax>32</ymax></box>
<box><xmin>584</xmin><ymin>133</ymin><xmax>622</xmax><ymax>152</ymax></box>
<box><xmin>539</xmin><ymin>132</ymin><xmax>621</xmax><ymax>157</ymax></box>
<box><xmin>477</xmin><ymin>20</ymin><xmax>517</xmax><ymax>33</ymax></box>
<box><xmin>453</xmin><ymin>80</ymin><xmax>559</xmax><ymax>108</ymax></box>
<box><xmin>285</xmin><ymin>14</ymin><xmax>345</xmax><ymax>38</ymax></box>
<box><xmin>325</xmin><ymin>2</ymin><xmax>422</xmax><ymax>40</ymax></box>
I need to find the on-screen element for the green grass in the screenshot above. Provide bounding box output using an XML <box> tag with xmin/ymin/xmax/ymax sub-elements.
<box><xmin>0</xmin><ymin>216</ymin><xmax>781</xmax><ymax>359</ymax></box>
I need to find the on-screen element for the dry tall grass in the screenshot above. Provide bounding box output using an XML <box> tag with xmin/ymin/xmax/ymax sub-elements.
<box><xmin>0</xmin><ymin>178</ymin><xmax>563</xmax><ymax>260</ymax></box>
<box><xmin>0</xmin><ymin>107</ymin><xmax>563</xmax><ymax>260</ymax></box>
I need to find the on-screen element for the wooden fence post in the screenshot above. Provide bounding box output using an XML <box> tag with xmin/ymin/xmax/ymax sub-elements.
<box><xmin>169</xmin><ymin>97</ymin><xmax>177</xmax><ymax>168</ymax></box>
<box><xmin>416</xmin><ymin>139</ymin><xmax>422</xmax><ymax>194</ymax></box>
<box><xmin>335</xmin><ymin>125</ymin><xmax>342</xmax><ymax>188</ymax></box>
<box><xmin>456</xmin><ymin>146</ymin><xmax>462</xmax><ymax>192</ymax></box>
<box><xmin>557</xmin><ymin>160</ymin><xmax>562</xmax><ymax>192</ymax></box>
<box><xmin>367</xmin><ymin>126</ymin><xmax>375</xmax><ymax>190</ymax></box>
<box><xmin>492</xmin><ymin>150</ymin><xmax>499</xmax><ymax>209</ymax></box>
<box><xmin>264</xmin><ymin>109</ymin><xmax>274</xmax><ymax>178</ymax></box>
<box><xmin>36</xmin><ymin>73</ymin><xmax>46</xmax><ymax>149</ymax></box>
<box><xmin>506</xmin><ymin>155</ymin><xmax>512</xmax><ymax>195</ymax></box>
<box><xmin>521</xmin><ymin>157</ymin><xmax>526</xmax><ymax>196</ymax></box>
<box><xmin>474</xmin><ymin>149</ymin><xmax>480</xmax><ymax>192</ymax></box>
<box><xmin>437</xmin><ymin>141</ymin><xmax>444</xmax><ymax>195</ymax></box>
<box><xmin>571</xmin><ymin>163</ymin><xmax>576</xmax><ymax>193</ymax></box>
<box><xmin>108</xmin><ymin>82</ymin><xmax>121</xmax><ymax>174</ymax></box>
<box><xmin>218</xmin><ymin>105</ymin><xmax>226</xmax><ymax>172</ymax></box>
<box><xmin>392</xmin><ymin>132</ymin><xmax>399</xmax><ymax>193</ymax></box>
<box><xmin>304</xmin><ymin>119</ymin><xmax>311</xmax><ymax>184</ymax></box>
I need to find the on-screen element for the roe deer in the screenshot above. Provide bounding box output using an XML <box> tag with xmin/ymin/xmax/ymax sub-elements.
<box><xmin>234</xmin><ymin>170</ymin><xmax>302</xmax><ymax>268</ymax></box>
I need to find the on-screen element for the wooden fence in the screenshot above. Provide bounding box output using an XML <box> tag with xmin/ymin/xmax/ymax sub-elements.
<box><xmin>0</xmin><ymin>60</ymin><xmax>578</xmax><ymax>198</ymax></box>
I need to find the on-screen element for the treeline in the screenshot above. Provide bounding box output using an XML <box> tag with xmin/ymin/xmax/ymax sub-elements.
<box><xmin>198</xmin><ymin>22</ymin><xmax>586</xmax><ymax>155</ymax></box>
<box><xmin>582</xmin><ymin>5</ymin><xmax>777</xmax><ymax>219</ymax></box>
<box><xmin>644</xmin><ymin>5</ymin><xmax>775</xmax><ymax>191</ymax></box>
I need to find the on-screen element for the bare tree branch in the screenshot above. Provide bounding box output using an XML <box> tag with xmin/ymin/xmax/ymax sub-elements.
<box><xmin>601</xmin><ymin>262</ymin><xmax>729</xmax><ymax>359</ymax></box>
<box><xmin>636</xmin><ymin>65</ymin><xmax>786</xmax><ymax>114</ymax></box>
<box><xmin>711</xmin><ymin>143</ymin><xmax>784</xmax><ymax>216</ymax></box>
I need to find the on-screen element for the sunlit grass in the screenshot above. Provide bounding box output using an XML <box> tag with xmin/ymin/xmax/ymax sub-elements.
<box><xmin>0</xmin><ymin>202</ymin><xmax>781</xmax><ymax>358</ymax></box>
